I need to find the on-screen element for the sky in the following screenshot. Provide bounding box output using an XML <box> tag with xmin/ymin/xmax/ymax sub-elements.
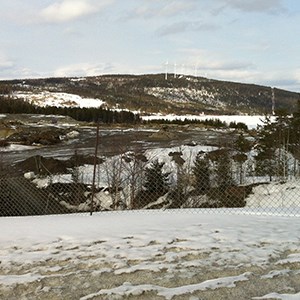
<box><xmin>0</xmin><ymin>0</ymin><xmax>300</xmax><ymax>92</ymax></box>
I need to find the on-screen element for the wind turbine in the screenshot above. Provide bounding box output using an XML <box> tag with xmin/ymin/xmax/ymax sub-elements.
<box><xmin>174</xmin><ymin>62</ymin><xmax>177</xmax><ymax>78</ymax></box>
<box><xmin>194</xmin><ymin>63</ymin><xmax>198</xmax><ymax>77</ymax></box>
<box><xmin>180</xmin><ymin>64</ymin><xmax>185</xmax><ymax>77</ymax></box>
<box><xmin>165</xmin><ymin>60</ymin><xmax>169</xmax><ymax>80</ymax></box>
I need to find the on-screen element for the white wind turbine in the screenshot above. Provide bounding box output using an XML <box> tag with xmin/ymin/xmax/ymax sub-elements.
<box><xmin>194</xmin><ymin>63</ymin><xmax>198</xmax><ymax>77</ymax></box>
<box><xmin>174</xmin><ymin>62</ymin><xmax>177</xmax><ymax>78</ymax></box>
<box><xmin>165</xmin><ymin>60</ymin><xmax>169</xmax><ymax>80</ymax></box>
<box><xmin>180</xmin><ymin>63</ymin><xmax>185</xmax><ymax>77</ymax></box>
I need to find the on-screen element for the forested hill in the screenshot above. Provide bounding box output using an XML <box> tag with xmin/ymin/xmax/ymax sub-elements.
<box><xmin>1</xmin><ymin>74</ymin><xmax>300</xmax><ymax>115</ymax></box>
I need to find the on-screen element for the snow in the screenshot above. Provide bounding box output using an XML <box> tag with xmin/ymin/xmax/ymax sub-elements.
<box><xmin>253</xmin><ymin>292</ymin><xmax>300</xmax><ymax>299</ymax></box>
<box><xmin>13</xmin><ymin>91</ymin><xmax>106</xmax><ymax>108</ymax></box>
<box><xmin>0</xmin><ymin>211</ymin><xmax>299</xmax><ymax>299</ymax></box>
<box><xmin>82</xmin><ymin>272</ymin><xmax>252</xmax><ymax>300</ymax></box>
<box><xmin>144</xmin><ymin>87</ymin><xmax>223</xmax><ymax>108</ymax></box>
<box><xmin>141</xmin><ymin>114</ymin><xmax>276</xmax><ymax>129</ymax></box>
<box><xmin>0</xmin><ymin>143</ymin><xmax>38</xmax><ymax>152</ymax></box>
<box><xmin>246</xmin><ymin>180</ymin><xmax>300</xmax><ymax>209</ymax></box>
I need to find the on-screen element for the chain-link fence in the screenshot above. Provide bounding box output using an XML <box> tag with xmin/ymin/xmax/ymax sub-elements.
<box><xmin>1</xmin><ymin>147</ymin><xmax>300</xmax><ymax>217</ymax></box>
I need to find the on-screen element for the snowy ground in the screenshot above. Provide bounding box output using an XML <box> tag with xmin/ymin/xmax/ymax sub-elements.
<box><xmin>13</xmin><ymin>91</ymin><xmax>106</xmax><ymax>108</ymax></box>
<box><xmin>0</xmin><ymin>210</ymin><xmax>299</xmax><ymax>300</ymax></box>
<box><xmin>141</xmin><ymin>114</ymin><xmax>276</xmax><ymax>130</ymax></box>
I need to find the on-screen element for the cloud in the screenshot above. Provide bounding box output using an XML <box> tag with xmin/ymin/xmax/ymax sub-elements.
<box><xmin>40</xmin><ymin>0</ymin><xmax>114</xmax><ymax>23</ymax></box>
<box><xmin>158</xmin><ymin>1</ymin><xmax>196</xmax><ymax>17</ymax></box>
<box><xmin>53</xmin><ymin>62</ymin><xmax>114</xmax><ymax>77</ymax></box>
<box><xmin>179</xmin><ymin>48</ymin><xmax>253</xmax><ymax>70</ymax></box>
<box><xmin>125</xmin><ymin>0</ymin><xmax>196</xmax><ymax>20</ymax></box>
<box><xmin>218</xmin><ymin>0</ymin><xmax>284</xmax><ymax>13</ymax></box>
<box><xmin>259</xmin><ymin>70</ymin><xmax>300</xmax><ymax>92</ymax></box>
<box><xmin>172</xmin><ymin>48</ymin><xmax>259</xmax><ymax>84</ymax></box>
<box><xmin>0</xmin><ymin>53</ymin><xmax>14</xmax><ymax>70</ymax></box>
<box><xmin>157</xmin><ymin>21</ymin><xmax>219</xmax><ymax>36</ymax></box>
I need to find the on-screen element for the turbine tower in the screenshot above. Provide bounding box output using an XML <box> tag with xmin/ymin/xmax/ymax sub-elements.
<box><xmin>165</xmin><ymin>61</ymin><xmax>169</xmax><ymax>80</ymax></box>
<box><xmin>194</xmin><ymin>63</ymin><xmax>198</xmax><ymax>77</ymax></box>
<box><xmin>181</xmin><ymin>64</ymin><xmax>185</xmax><ymax>77</ymax></box>
<box><xmin>174</xmin><ymin>62</ymin><xmax>177</xmax><ymax>78</ymax></box>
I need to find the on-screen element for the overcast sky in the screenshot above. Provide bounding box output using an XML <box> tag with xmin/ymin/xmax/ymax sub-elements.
<box><xmin>0</xmin><ymin>0</ymin><xmax>300</xmax><ymax>91</ymax></box>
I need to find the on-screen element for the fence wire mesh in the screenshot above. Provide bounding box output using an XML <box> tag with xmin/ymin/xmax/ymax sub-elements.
<box><xmin>1</xmin><ymin>148</ymin><xmax>299</xmax><ymax>217</ymax></box>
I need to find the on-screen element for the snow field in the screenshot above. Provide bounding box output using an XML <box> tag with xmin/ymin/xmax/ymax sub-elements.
<box><xmin>13</xmin><ymin>91</ymin><xmax>106</xmax><ymax>108</ymax></box>
<box><xmin>0</xmin><ymin>211</ymin><xmax>299</xmax><ymax>299</ymax></box>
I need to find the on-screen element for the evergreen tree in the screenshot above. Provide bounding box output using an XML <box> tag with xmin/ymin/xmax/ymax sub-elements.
<box><xmin>192</xmin><ymin>153</ymin><xmax>211</xmax><ymax>193</ymax></box>
<box><xmin>255</xmin><ymin>116</ymin><xmax>278</xmax><ymax>180</ymax></box>
<box><xmin>255</xmin><ymin>113</ymin><xmax>290</xmax><ymax>180</ymax></box>
<box><xmin>143</xmin><ymin>159</ymin><xmax>170</xmax><ymax>195</ymax></box>
<box><xmin>215</xmin><ymin>149</ymin><xmax>234</xmax><ymax>190</ymax></box>
<box><xmin>290</xmin><ymin>100</ymin><xmax>300</xmax><ymax>162</ymax></box>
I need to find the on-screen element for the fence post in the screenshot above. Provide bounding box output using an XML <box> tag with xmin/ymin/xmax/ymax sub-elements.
<box><xmin>90</xmin><ymin>122</ymin><xmax>100</xmax><ymax>216</ymax></box>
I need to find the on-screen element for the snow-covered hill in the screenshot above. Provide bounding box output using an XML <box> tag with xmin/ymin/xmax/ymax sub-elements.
<box><xmin>4</xmin><ymin>74</ymin><xmax>300</xmax><ymax>115</ymax></box>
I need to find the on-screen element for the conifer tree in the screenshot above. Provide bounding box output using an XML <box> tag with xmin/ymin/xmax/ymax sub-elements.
<box><xmin>255</xmin><ymin>112</ymin><xmax>290</xmax><ymax>180</ymax></box>
<box><xmin>143</xmin><ymin>159</ymin><xmax>170</xmax><ymax>195</ymax></box>
<box><xmin>215</xmin><ymin>149</ymin><xmax>234</xmax><ymax>190</ymax></box>
<box><xmin>192</xmin><ymin>153</ymin><xmax>211</xmax><ymax>193</ymax></box>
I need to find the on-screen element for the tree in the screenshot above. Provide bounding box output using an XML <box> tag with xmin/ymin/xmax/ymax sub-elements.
<box><xmin>192</xmin><ymin>152</ymin><xmax>211</xmax><ymax>194</ymax></box>
<box><xmin>289</xmin><ymin>100</ymin><xmax>300</xmax><ymax>172</ymax></box>
<box><xmin>144</xmin><ymin>159</ymin><xmax>170</xmax><ymax>195</ymax></box>
<box><xmin>122</xmin><ymin>151</ymin><xmax>148</xmax><ymax>209</ymax></box>
<box><xmin>255</xmin><ymin>112</ymin><xmax>290</xmax><ymax>181</ymax></box>
<box><xmin>167</xmin><ymin>151</ymin><xmax>190</xmax><ymax>208</ymax></box>
<box><xmin>133</xmin><ymin>159</ymin><xmax>170</xmax><ymax>209</ymax></box>
<box><xmin>0</xmin><ymin>83</ymin><xmax>11</xmax><ymax>95</ymax></box>
<box><xmin>232</xmin><ymin>133</ymin><xmax>252</xmax><ymax>184</ymax></box>
<box><xmin>215</xmin><ymin>149</ymin><xmax>234</xmax><ymax>190</ymax></box>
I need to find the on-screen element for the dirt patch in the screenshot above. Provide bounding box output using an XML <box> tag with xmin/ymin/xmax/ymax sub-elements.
<box><xmin>14</xmin><ymin>154</ymin><xmax>103</xmax><ymax>175</ymax></box>
<box><xmin>149</xmin><ymin>126</ymin><xmax>182</xmax><ymax>140</ymax></box>
<box><xmin>7</xmin><ymin>127</ymin><xmax>65</xmax><ymax>145</ymax></box>
<box><xmin>1</xmin><ymin>247</ymin><xmax>299</xmax><ymax>300</ymax></box>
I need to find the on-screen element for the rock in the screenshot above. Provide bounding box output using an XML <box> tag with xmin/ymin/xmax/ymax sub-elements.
<box><xmin>24</xmin><ymin>171</ymin><xmax>36</xmax><ymax>179</ymax></box>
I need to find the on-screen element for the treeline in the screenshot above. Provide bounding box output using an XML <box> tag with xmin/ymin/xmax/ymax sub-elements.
<box><xmin>0</xmin><ymin>96</ymin><xmax>140</xmax><ymax>124</ymax></box>
<box><xmin>145</xmin><ymin>117</ymin><xmax>248</xmax><ymax>130</ymax></box>
<box><xmin>255</xmin><ymin>104</ymin><xmax>300</xmax><ymax>180</ymax></box>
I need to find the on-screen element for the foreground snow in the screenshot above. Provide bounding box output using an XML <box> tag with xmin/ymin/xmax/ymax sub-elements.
<box><xmin>0</xmin><ymin>210</ymin><xmax>299</xmax><ymax>299</ymax></box>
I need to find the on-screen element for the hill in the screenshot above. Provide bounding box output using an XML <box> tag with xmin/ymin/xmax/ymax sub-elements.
<box><xmin>1</xmin><ymin>74</ymin><xmax>300</xmax><ymax>115</ymax></box>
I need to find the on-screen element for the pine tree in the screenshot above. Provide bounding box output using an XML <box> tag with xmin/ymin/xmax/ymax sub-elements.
<box><xmin>255</xmin><ymin>113</ymin><xmax>290</xmax><ymax>180</ymax></box>
<box><xmin>192</xmin><ymin>153</ymin><xmax>210</xmax><ymax>194</ymax></box>
<box><xmin>255</xmin><ymin>116</ymin><xmax>278</xmax><ymax>180</ymax></box>
<box><xmin>143</xmin><ymin>159</ymin><xmax>170</xmax><ymax>195</ymax></box>
<box><xmin>290</xmin><ymin>100</ymin><xmax>300</xmax><ymax>164</ymax></box>
<box><xmin>215</xmin><ymin>149</ymin><xmax>234</xmax><ymax>190</ymax></box>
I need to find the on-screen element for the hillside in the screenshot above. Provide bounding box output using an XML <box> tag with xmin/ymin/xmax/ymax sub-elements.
<box><xmin>2</xmin><ymin>74</ymin><xmax>300</xmax><ymax>115</ymax></box>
